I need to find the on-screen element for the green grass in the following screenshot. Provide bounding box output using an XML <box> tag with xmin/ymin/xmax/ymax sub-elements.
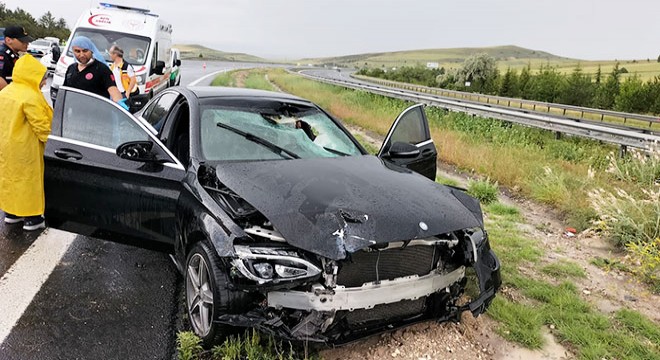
<box><xmin>352</xmin><ymin>133</ymin><xmax>379</xmax><ymax>154</ymax></box>
<box><xmin>435</xmin><ymin>174</ymin><xmax>461</xmax><ymax>187</ymax></box>
<box><xmin>211</xmin><ymin>330</ymin><xmax>305</xmax><ymax>360</ymax></box>
<box><xmin>177</xmin><ymin>330</ymin><xmax>307</xmax><ymax>360</ymax></box>
<box><xmin>177</xmin><ymin>331</ymin><xmax>203</xmax><ymax>360</ymax></box>
<box><xmin>485</xmin><ymin>202</ymin><xmax>520</xmax><ymax>218</ymax></box>
<box><xmin>467</xmin><ymin>178</ymin><xmax>499</xmax><ymax>205</ymax></box>
<box><xmin>484</xmin><ymin>209</ymin><xmax>660</xmax><ymax>360</ymax></box>
<box><xmin>488</xmin><ymin>297</ymin><xmax>545</xmax><ymax>348</ymax></box>
<box><xmin>615</xmin><ymin>309</ymin><xmax>660</xmax><ymax>345</ymax></box>
<box><xmin>211</xmin><ymin>69</ymin><xmax>278</xmax><ymax>91</ymax></box>
<box><xmin>210</xmin><ymin>71</ymin><xmax>237</xmax><ymax>87</ymax></box>
<box><xmin>541</xmin><ymin>260</ymin><xmax>587</xmax><ymax>279</ymax></box>
<box><xmin>243</xmin><ymin>70</ymin><xmax>278</xmax><ymax>91</ymax></box>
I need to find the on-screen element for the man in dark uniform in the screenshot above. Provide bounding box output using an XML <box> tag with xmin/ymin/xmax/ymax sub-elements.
<box><xmin>63</xmin><ymin>36</ymin><xmax>123</xmax><ymax>102</ymax></box>
<box><xmin>0</xmin><ymin>25</ymin><xmax>34</xmax><ymax>90</ymax></box>
<box><xmin>50</xmin><ymin>42</ymin><xmax>61</xmax><ymax>63</ymax></box>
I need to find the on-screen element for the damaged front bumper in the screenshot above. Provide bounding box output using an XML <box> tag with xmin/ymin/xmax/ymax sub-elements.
<box><xmin>218</xmin><ymin>235</ymin><xmax>501</xmax><ymax>344</ymax></box>
<box><xmin>267</xmin><ymin>267</ymin><xmax>466</xmax><ymax>312</ymax></box>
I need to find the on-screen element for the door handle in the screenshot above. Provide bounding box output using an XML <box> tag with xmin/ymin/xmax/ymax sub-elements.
<box><xmin>421</xmin><ymin>148</ymin><xmax>435</xmax><ymax>158</ymax></box>
<box><xmin>54</xmin><ymin>148</ymin><xmax>83</xmax><ymax>161</ymax></box>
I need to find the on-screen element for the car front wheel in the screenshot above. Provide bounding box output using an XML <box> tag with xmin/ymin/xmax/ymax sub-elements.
<box><xmin>185</xmin><ymin>241</ymin><xmax>234</xmax><ymax>345</ymax></box>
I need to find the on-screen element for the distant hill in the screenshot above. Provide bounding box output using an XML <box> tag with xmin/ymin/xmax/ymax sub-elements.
<box><xmin>174</xmin><ymin>44</ymin><xmax>266</xmax><ymax>62</ymax></box>
<box><xmin>302</xmin><ymin>45</ymin><xmax>579</xmax><ymax>69</ymax></box>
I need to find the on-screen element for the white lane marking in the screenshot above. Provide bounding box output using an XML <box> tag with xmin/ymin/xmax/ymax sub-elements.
<box><xmin>0</xmin><ymin>228</ymin><xmax>75</xmax><ymax>345</ymax></box>
<box><xmin>188</xmin><ymin>69</ymin><xmax>229</xmax><ymax>87</ymax></box>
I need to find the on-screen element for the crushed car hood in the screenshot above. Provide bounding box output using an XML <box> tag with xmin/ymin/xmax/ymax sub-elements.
<box><xmin>215</xmin><ymin>156</ymin><xmax>483</xmax><ymax>260</ymax></box>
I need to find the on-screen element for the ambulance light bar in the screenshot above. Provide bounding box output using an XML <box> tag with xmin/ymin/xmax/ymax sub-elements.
<box><xmin>99</xmin><ymin>3</ymin><xmax>151</xmax><ymax>14</ymax></box>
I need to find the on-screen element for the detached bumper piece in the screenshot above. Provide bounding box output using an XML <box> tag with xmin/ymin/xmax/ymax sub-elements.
<box><xmin>464</xmin><ymin>239</ymin><xmax>501</xmax><ymax>318</ymax></box>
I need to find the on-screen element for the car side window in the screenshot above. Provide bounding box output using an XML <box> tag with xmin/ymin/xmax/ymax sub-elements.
<box><xmin>390</xmin><ymin>106</ymin><xmax>428</xmax><ymax>145</ymax></box>
<box><xmin>61</xmin><ymin>91</ymin><xmax>148</xmax><ymax>149</ymax></box>
<box><xmin>144</xmin><ymin>93</ymin><xmax>179</xmax><ymax>132</ymax></box>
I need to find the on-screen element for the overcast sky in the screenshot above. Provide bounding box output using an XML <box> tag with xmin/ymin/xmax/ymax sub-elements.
<box><xmin>3</xmin><ymin>0</ymin><xmax>659</xmax><ymax>60</ymax></box>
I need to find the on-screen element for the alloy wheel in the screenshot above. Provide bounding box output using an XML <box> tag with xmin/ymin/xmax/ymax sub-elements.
<box><xmin>186</xmin><ymin>253</ymin><xmax>215</xmax><ymax>337</ymax></box>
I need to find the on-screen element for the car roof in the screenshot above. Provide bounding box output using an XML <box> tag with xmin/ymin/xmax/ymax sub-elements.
<box><xmin>187</xmin><ymin>86</ymin><xmax>310</xmax><ymax>103</ymax></box>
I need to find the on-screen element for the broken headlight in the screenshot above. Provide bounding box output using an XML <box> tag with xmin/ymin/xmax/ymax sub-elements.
<box><xmin>232</xmin><ymin>245</ymin><xmax>322</xmax><ymax>284</ymax></box>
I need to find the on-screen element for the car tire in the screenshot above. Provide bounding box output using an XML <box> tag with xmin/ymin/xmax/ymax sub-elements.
<box><xmin>185</xmin><ymin>240</ymin><xmax>237</xmax><ymax>346</ymax></box>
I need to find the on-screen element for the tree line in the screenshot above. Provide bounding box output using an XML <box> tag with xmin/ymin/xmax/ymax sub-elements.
<box><xmin>0</xmin><ymin>2</ymin><xmax>70</xmax><ymax>42</ymax></box>
<box><xmin>357</xmin><ymin>54</ymin><xmax>660</xmax><ymax>115</ymax></box>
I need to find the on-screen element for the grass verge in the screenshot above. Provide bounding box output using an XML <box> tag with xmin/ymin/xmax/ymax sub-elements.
<box><xmin>484</xmin><ymin>202</ymin><xmax>660</xmax><ymax>359</ymax></box>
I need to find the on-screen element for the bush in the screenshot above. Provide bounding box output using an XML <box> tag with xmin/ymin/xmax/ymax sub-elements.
<box><xmin>467</xmin><ymin>178</ymin><xmax>499</xmax><ymax>204</ymax></box>
<box><xmin>177</xmin><ymin>331</ymin><xmax>203</xmax><ymax>360</ymax></box>
<box><xmin>605</xmin><ymin>148</ymin><xmax>660</xmax><ymax>187</ymax></box>
<box><xmin>211</xmin><ymin>330</ymin><xmax>303</xmax><ymax>360</ymax></box>
<box><xmin>626</xmin><ymin>238</ymin><xmax>660</xmax><ymax>292</ymax></box>
<box><xmin>589</xmin><ymin>187</ymin><xmax>660</xmax><ymax>247</ymax></box>
<box><xmin>528</xmin><ymin>166</ymin><xmax>572</xmax><ymax>207</ymax></box>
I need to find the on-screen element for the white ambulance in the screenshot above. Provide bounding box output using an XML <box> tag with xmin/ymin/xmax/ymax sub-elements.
<box><xmin>51</xmin><ymin>2</ymin><xmax>173</xmax><ymax>111</ymax></box>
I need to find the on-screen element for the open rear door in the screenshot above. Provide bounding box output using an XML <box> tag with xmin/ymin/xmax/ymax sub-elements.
<box><xmin>377</xmin><ymin>104</ymin><xmax>437</xmax><ymax>181</ymax></box>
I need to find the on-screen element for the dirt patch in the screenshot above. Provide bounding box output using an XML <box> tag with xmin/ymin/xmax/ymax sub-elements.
<box><xmin>487</xmin><ymin>187</ymin><xmax>660</xmax><ymax>322</ymax></box>
<box><xmin>234</xmin><ymin>70</ymin><xmax>249</xmax><ymax>88</ymax></box>
<box><xmin>265</xmin><ymin>74</ymin><xmax>284</xmax><ymax>92</ymax></box>
<box><xmin>500</xmin><ymin>327</ymin><xmax>571</xmax><ymax>360</ymax></box>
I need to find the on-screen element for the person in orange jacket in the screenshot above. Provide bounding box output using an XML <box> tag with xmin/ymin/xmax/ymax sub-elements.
<box><xmin>0</xmin><ymin>54</ymin><xmax>53</xmax><ymax>231</ymax></box>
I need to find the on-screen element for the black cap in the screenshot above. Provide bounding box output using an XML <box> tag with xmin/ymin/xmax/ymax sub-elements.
<box><xmin>4</xmin><ymin>26</ymin><xmax>35</xmax><ymax>43</ymax></box>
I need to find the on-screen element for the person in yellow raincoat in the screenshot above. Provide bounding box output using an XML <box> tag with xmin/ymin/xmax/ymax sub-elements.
<box><xmin>0</xmin><ymin>54</ymin><xmax>52</xmax><ymax>231</ymax></box>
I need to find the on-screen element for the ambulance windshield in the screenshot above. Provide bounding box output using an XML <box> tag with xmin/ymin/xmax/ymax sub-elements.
<box><xmin>67</xmin><ymin>28</ymin><xmax>151</xmax><ymax>66</ymax></box>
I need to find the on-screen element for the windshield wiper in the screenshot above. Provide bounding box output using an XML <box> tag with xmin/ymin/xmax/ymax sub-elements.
<box><xmin>323</xmin><ymin>147</ymin><xmax>349</xmax><ymax>156</ymax></box>
<box><xmin>216</xmin><ymin>122</ymin><xmax>300</xmax><ymax>159</ymax></box>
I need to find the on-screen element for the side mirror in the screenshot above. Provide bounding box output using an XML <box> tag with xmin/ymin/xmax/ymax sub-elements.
<box><xmin>152</xmin><ymin>60</ymin><xmax>166</xmax><ymax>75</ymax></box>
<box><xmin>116</xmin><ymin>141</ymin><xmax>157</xmax><ymax>162</ymax></box>
<box><xmin>175</xmin><ymin>59</ymin><xmax>181</xmax><ymax>67</ymax></box>
<box><xmin>387</xmin><ymin>141</ymin><xmax>420</xmax><ymax>158</ymax></box>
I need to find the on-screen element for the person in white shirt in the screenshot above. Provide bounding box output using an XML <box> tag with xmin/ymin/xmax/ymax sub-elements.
<box><xmin>108</xmin><ymin>45</ymin><xmax>137</xmax><ymax>99</ymax></box>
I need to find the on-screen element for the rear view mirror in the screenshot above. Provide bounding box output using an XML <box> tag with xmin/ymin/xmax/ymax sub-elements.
<box><xmin>387</xmin><ymin>142</ymin><xmax>420</xmax><ymax>158</ymax></box>
<box><xmin>175</xmin><ymin>59</ymin><xmax>181</xmax><ymax>67</ymax></box>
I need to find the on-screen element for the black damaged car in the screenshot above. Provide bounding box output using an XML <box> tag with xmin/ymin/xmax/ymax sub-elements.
<box><xmin>44</xmin><ymin>85</ymin><xmax>501</xmax><ymax>346</ymax></box>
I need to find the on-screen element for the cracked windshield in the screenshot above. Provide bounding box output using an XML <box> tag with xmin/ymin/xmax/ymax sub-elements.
<box><xmin>201</xmin><ymin>102</ymin><xmax>361</xmax><ymax>160</ymax></box>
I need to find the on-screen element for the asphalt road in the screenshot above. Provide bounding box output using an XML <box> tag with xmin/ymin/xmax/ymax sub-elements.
<box><xmin>0</xmin><ymin>60</ymin><xmax>273</xmax><ymax>360</ymax></box>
